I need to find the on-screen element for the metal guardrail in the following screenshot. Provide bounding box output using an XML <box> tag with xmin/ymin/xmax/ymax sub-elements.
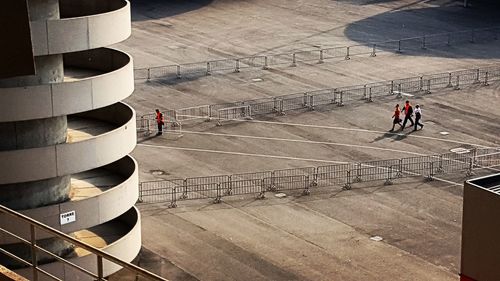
<box><xmin>136</xmin><ymin>64</ymin><xmax>500</xmax><ymax>131</ymax></box>
<box><xmin>138</xmin><ymin>148</ymin><xmax>500</xmax><ymax>207</ymax></box>
<box><xmin>134</xmin><ymin>27</ymin><xmax>500</xmax><ymax>81</ymax></box>
<box><xmin>0</xmin><ymin>205</ymin><xmax>168</xmax><ymax>281</ymax></box>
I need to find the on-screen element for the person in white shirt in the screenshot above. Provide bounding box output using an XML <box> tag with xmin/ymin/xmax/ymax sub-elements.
<box><xmin>413</xmin><ymin>104</ymin><xmax>424</xmax><ymax>131</ymax></box>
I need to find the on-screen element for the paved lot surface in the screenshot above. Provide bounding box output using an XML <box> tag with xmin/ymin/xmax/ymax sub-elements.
<box><xmin>112</xmin><ymin>0</ymin><xmax>500</xmax><ymax>280</ymax></box>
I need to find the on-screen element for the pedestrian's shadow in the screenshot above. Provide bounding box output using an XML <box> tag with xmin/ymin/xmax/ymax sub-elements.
<box><xmin>371</xmin><ymin>131</ymin><xmax>409</xmax><ymax>143</ymax></box>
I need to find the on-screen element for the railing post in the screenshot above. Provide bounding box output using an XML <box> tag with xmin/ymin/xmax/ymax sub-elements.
<box><xmin>273</xmin><ymin>97</ymin><xmax>278</xmax><ymax>113</ymax></box>
<box><xmin>30</xmin><ymin>225</ymin><xmax>38</xmax><ymax>281</ymax></box>
<box><xmin>181</xmin><ymin>179</ymin><xmax>188</xmax><ymax>199</ymax></box>
<box><xmin>345</xmin><ymin>46</ymin><xmax>350</xmax><ymax>60</ymax></box>
<box><xmin>309</xmin><ymin>95</ymin><xmax>314</xmax><ymax>110</ymax></box>
<box><xmin>427</xmin><ymin>162</ymin><xmax>434</xmax><ymax>181</ymax></box>
<box><xmin>97</xmin><ymin>255</ymin><xmax>104</xmax><ymax>281</ymax></box>
<box><xmin>147</xmin><ymin>68</ymin><xmax>151</xmax><ymax>81</ymax></box>
<box><xmin>270</xmin><ymin>171</ymin><xmax>276</xmax><ymax>191</ymax></box>
<box><xmin>421</xmin><ymin>36</ymin><xmax>427</xmax><ymax>50</ymax></box>
<box><xmin>206</xmin><ymin>62</ymin><xmax>211</xmax><ymax>75</ymax></box>
<box><xmin>319</xmin><ymin>49</ymin><xmax>324</xmax><ymax>63</ymax></box>
<box><xmin>263</xmin><ymin>56</ymin><xmax>269</xmax><ymax>70</ymax></box>
<box><xmin>390</xmin><ymin>80</ymin><xmax>394</xmax><ymax>94</ymax></box>
<box><xmin>368</xmin><ymin>87</ymin><xmax>373</xmax><ymax>102</ymax></box>
<box><xmin>176</xmin><ymin>65</ymin><xmax>181</xmax><ymax>79</ymax></box>
<box><xmin>370</xmin><ymin>44</ymin><xmax>376</xmax><ymax>57</ymax></box>
<box><xmin>292</xmin><ymin>53</ymin><xmax>297</xmax><ymax>67</ymax></box>
<box><xmin>312</xmin><ymin>167</ymin><xmax>318</xmax><ymax>186</ymax></box>
<box><xmin>475</xmin><ymin>69</ymin><xmax>480</xmax><ymax>83</ymax></box>
<box><xmin>397</xmin><ymin>40</ymin><xmax>402</xmax><ymax>53</ymax></box>
<box><xmin>214</xmin><ymin>183</ymin><xmax>222</xmax><ymax>204</ymax></box>
<box><xmin>226</xmin><ymin>175</ymin><xmax>233</xmax><ymax>195</ymax></box>
<box><xmin>484</xmin><ymin>71</ymin><xmax>489</xmax><ymax>86</ymax></box>
<box><xmin>303</xmin><ymin>175</ymin><xmax>311</xmax><ymax>195</ymax></box>
<box><xmin>396</xmin><ymin>84</ymin><xmax>402</xmax><ymax>98</ymax></box>
<box><xmin>384</xmin><ymin>165</ymin><xmax>393</xmax><ymax>185</ymax></box>
<box><xmin>419</xmin><ymin>76</ymin><xmax>423</xmax><ymax>91</ymax></box>
<box><xmin>447</xmin><ymin>73</ymin><xmax>453</xmax><ymax>87</ymax></box>
<box><xmin>354</xmin><ymin>163</ymin><xmax>361</xmax><ymax>182</ymax></box>
<box><xmin>456</xmin><ymin>74</ymin><xmax>461</xmax><ymax>89</ymax></box>
<box><xmin>426</xmin><ymin>79</ymin><xmax>431</xmax><ymax>94</ymax></box>
<box><xmin>332</xmin><ymin>89</ymin><xmax>337</xmax><ymax>104</ymax></box>
<box><xmin>258</xmin><ymin>179</ymin><xmax>266</xmax><ymax>199</ymax></box>
<box><xmin>343</xmin><ymin>170</ymin><xmax>352</xmax><ymax>190</ymax></box>
<box><xmin>169</xmin><ymin>187</ymin><xmax>178</xmax><ymax>208</ymax></box>
<box><xmin>303</xmin><ymin>93</ymin><xmax>308</xmax><ymax>107</ymax></box>
<box><xmin>397</xmin><ymin>159</ymin><xmax>403</xmax><ymax>178</ymax></box>
<box><xmin>363</xmin><ymin>85</ymin><xmax>367</xmax><ymax>100</ymax></box>
<box><xmin>235</xmin><ymin>59</ymin><xmax>240</xmax><ymax>73</ymax></box>
<box><xmin>279</xmin><ymin>100</ymin><xmax>285</xmax><ymax>115</ymax></box>
<box><xmin>466</xmin><ymin>157</ymin><xmax>474</xmax><ymax>177</ymax></box>
<box><xmin>338</xmin><ymin>91</ymin><xmax>344</xmax><ymax>106</ymax></box>
<box><xmin>438</xmin><ymin>155</ymin><xmax>444</xmax><ymax>173</ymax></box>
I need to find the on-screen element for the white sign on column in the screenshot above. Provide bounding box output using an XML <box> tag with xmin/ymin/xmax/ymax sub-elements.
<box><xmin>60</xmin><ymin>210</ymin><xmax>76</xmax><ymax>225</ymax></box>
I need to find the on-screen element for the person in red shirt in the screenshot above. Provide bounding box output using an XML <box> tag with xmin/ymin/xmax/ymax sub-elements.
<box><xmin>155</xmin><ymin>109</ymin><xmax>164</xmax><ymax>136</ymax></box>
<box><xmin>401</xmin><ymin>100</ymin><xmax>414</xmax><ymax>130</ymax></box>
<box><xmin>390</xmin><ymin>104</ymin><xmax>403</xmax><ymax>132</ymax></box>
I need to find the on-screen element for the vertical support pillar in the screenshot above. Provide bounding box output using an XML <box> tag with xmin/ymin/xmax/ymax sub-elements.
<box><xmin>169</xmin><ymin>187</ymin><xmax>178</xmax><ymax>208</ymax></box>
<box><xmin>30</xmin><ymin>225</ymin><xmax>38</xmax><ymax>281</ymax></box>
<box><xmin>235</xmin><ymin>59</ymin><xmax>240</xmax><ymax>73</ymax></box>
<box><xmin>206</xmin><ymin>62</ymin><xmax>211</xmax><ymax>75</ymax></box>
<box><xmin>454</xmin><ymin>75</ymin><xmax>460</xmax><ymax>90</ymax></box>
<box><xmin>370</xmin><ymin>44</ymin><xmax>376</xmax><ymax>57</ymax></box>
<box><xmin>97</xmin><ymin>256</ymin><xmax>104</xmax><ymax>281</ymax></box>
<box><xmin>343</xmin><ymin>170</ymin><xmax>352</xmax><ymax>190</ymax></box>
<box><xmin>338</xmin><ymin>91</ymin><xmax>344</xmax><ymax>106</ymax></box>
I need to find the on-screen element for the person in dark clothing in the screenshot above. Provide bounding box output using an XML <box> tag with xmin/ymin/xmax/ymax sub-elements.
<box><xmin>413</xmin><ymin>104</ymin><xmax>424</xmax><ymax>131</ymax></box>
<box><xmin>401</xmin><ymin>100</ymin><xmax>414</xmax><ymax>130</ymax></box>
<box><xmin>155</xmin><ymin>109</ymin><xmax>164</xmax><ymax>135</ymax></box>
<box><xmin>390</xmin><ymin>104</ymin><xmax>403</xmax><ymax>132</ymax></box>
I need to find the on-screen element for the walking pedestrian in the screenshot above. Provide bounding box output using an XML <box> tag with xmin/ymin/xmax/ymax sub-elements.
<box><xmin>413</xmin><ymin>104</ymin><xmax>424</xmax><ymax>131</ymax></box>
<box><xmin>401</xmin><ymin>100</ymin><xmax>414</xmax><ymax>130</ymax></box>
<box><xmin>390</xmin><ymin>104</ymin><xmax>403</xmax><ymax>132</ymax></box>
<box><xmin>155</xmin><ymin>109</ymin><xmax>164</xmax><ymax>136</ymax></box>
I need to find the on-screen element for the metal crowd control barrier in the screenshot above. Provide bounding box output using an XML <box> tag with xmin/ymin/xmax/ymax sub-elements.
<box><xmin>135</xmin><ymin>64</ymin><xmax>500</xmax><ymax>132</ymax></box>
<box><xmin>0</xmin><ymin>205</ymin><xmax>167</xmax><ymax>281</ymax></box>
<box><xmin>135</xmin><ymin>26</ymin><xmax>500</xmax><ymax>81</ymax></box>
<box><xmin>138</xmin><ymin>148</ymin><xmax>500</xmax><ymax>206</ymax></box>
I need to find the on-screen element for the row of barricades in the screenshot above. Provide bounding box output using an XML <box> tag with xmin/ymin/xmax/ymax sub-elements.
<box><xmin>138</xmin><ymin>148</ymin><xmax>500</xmax><ymax>207</ymax></box>
<box><xmin>136</xmin><ymin>65</ymin><xmax>500</xmax><ymax>132</ymax></box>
<box><xmin>134</xmin><ymin>27</ymin><xmax>500</xmax><ymax>80</ymax></box>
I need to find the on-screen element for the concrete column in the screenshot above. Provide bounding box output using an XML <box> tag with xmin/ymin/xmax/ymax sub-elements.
<box><xmin>0</xmin><ymin>0</ymin><xmax>69</xmax><ymax>211</ymax></box>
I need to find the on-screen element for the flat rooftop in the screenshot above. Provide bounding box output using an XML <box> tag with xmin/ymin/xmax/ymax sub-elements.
<box><xmin>112</xmin><ymin>0</ymin><xmax>500</xmax><ymax>280</ymax></box>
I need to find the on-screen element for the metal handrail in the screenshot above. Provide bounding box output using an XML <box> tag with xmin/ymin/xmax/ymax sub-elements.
<box><xmin>0</xmin><ymin>204</ymin><xmax>168</xmax><ymax>281</ymax></box>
